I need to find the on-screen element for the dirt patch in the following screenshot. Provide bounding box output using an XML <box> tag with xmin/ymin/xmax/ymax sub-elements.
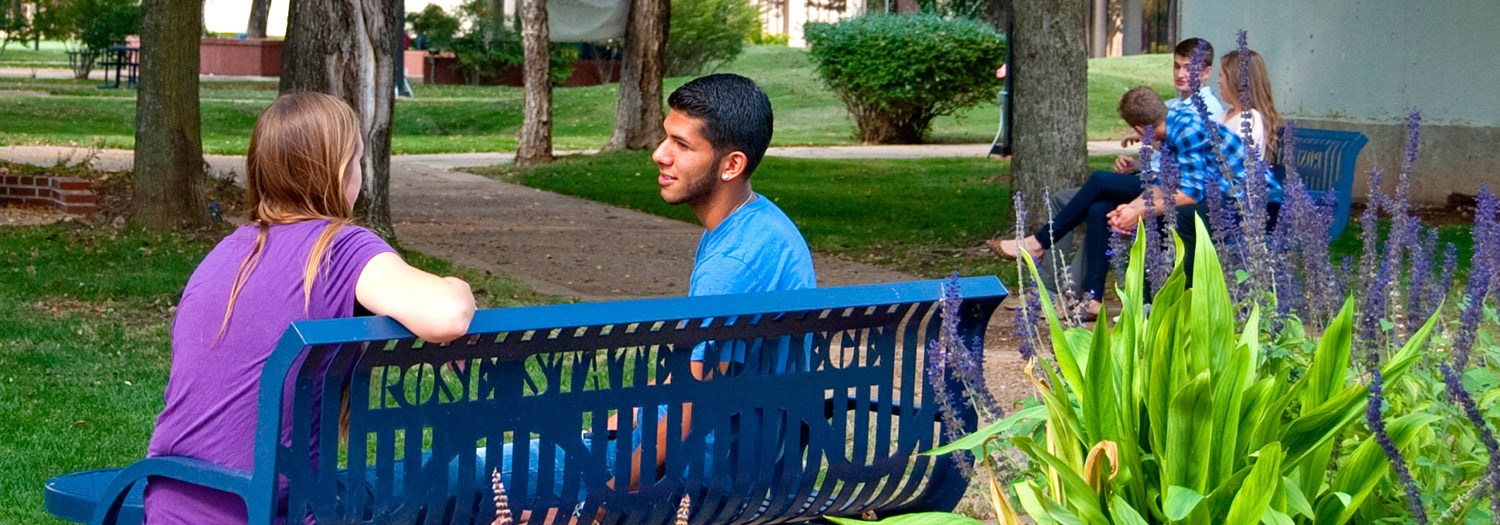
<box><xmin>2</xmin><ymin>203</ymin><xmax>66</xmax><ymax>226</ymax></box>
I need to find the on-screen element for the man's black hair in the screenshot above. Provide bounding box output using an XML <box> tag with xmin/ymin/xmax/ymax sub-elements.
<box><xmin>667</xmin><ymin>73</ymin><xmax>774</xmax><ymax>179</ymax></box>
<box><xmin>1175</xmin><ymin>38</ymin><xmax>1214</xmax><ymax>67</ymax></box>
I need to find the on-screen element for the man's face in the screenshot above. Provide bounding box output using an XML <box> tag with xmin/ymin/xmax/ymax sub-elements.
<box><xmin>1173</xmin><ymin>55</ymin><xmax>1212</xmax><ymax>95</ymax></box>
<box><xmin>653</xmin><ymin>110</ymin><xmax>723</xmax><ymax>206</ymax></box>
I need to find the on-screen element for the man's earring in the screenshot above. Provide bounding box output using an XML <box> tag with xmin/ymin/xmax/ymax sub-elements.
<box><xmin>721</xmin><ymin>174</ymin><xmax>731</xmax><ymax>181</ymax></box>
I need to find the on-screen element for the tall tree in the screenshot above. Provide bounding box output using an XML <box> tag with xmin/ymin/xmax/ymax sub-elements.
<box><xmin>132</xmin><ymin>0</ymin><xmax>208</xmax><ymax>229</ymax></box>
<box><xmin>280</xmin><ymin>0</ymin><xmax>400</xmax><ymax>238</ymax></box>
<box><xmin>246</xmin><ymin>0</ymin><xmax>270</xmax><ymax>39</ymax></box>
<box><xmin>601</xmin><ymin>0</ymin><xmax>667</xmax><ymax>151</ymax></box>
<box><xmin>1010</xmin><ymin>0</ymin><xmax>1087</xmax><ymax>229</ymax></box>
<box><xmin>515</xmin><ymin>0</ymin><xmax>551</xmax><ymax>166</ymax></box>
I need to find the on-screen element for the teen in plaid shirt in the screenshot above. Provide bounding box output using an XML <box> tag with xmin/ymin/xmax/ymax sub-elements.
<box><xmin>992</xmin><ymin>86</ymin><xmax>1281</xmax><ymax>316</ymax></box>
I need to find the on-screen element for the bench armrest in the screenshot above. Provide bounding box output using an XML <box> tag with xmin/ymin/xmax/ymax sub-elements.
<box><xmin>90</xmin><ymin>457</ymin><xmax>252</xmax><ymax>525</ymax></box>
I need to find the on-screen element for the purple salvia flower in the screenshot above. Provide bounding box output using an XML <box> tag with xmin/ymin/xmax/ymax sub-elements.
<box><xmin>1108</xmin><ymin>227</ymin><xmax>1131</xmax><ymax>281</ymax></box>
<box><xmin>940</xmin><ymin>275</ymin><xmax>1003</xmax><ymax>422</ymax></box>
<box><xmin>1236</xmin><ymin>30</ymin><xmax>1252</xmax><ymax>118</ymax></box>
<box><xmin>1402</xmin><ymin>110</ymin><xmax>1422</xmax><ymax>178</ymax></box>
<box><xmin>1137</xmin><ymin>136</ymin><xmax>1163</xmax><ymax>292</ymax></box>
<box><xmin>1378</xmin><ymin>113</ymin><xmax>1423</xmax><ymax>337</ymax></box>
<box><xmin>924</xmin><ymin>339</ymin><xmax>973</xmax><ymax>477</ymax></box>
<box><xmin>1151</xmin><ymin>147</ymin><xmax>1183</xmax><ymax>295</ymax></box>
<box><xmin>1185</xmin><ymin>39</ymin><xmax>1243</xmax><ymax>204</ymax></box>
<box><xmin>1430</xmin><ymin>242</ymin><xmax>1459</xmax><ymax>320</ymax></box>
<box><xmin>1452</xmin><ymin>187</ymin><xmax>1499</xmax><ymax>371</ymax></box>
<box><xmin>1405</xmin><ymin>226</ymin><xmax>1436</xmax><ymax>327</ymax></box>
<box><xmin>1367</xmin><ymin>368</ymin><xmax>1428</xmax><ymax>524</ymax></box>
<box><xmin>1013</xmin><ymin>286</ymin><xmax>1041</xmax><ymax>362</ymax></box>
<box><xmin>1354</xmin><ymin>169</ymin><xmax>1387</xmax><ymax>359</ymax></box>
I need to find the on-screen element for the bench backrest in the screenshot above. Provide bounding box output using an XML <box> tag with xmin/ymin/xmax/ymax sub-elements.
<box><xmin>246</xmin><ymin>277</ymin><xmax>1005</xmax><ymax>524</ymax></box>
<box><xmin>1273</xmin><ymin>127</ymin><xmax>1368</xmax><ymax>240</ymax></box>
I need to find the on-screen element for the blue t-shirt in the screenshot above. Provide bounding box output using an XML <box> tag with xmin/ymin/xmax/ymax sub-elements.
<box><xmin>636</xmin><ymin>194</ymin><xmax>817</xmax><ymax>471</ymax></box>
<box><xmin>688</xmin><ymin>193</ymin><xmax>817</xmax><ymax>297</ymax></box>
<box><xmin>688</xmin><ymin>193</ymin><xmax>816</xmax><ymax>362</ymax></box>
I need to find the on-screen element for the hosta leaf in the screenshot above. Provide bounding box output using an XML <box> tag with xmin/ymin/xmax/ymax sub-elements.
<box><xmin>1165</xmin><ymin>485</ymin><xmax>1205</xmax><ymax>521</ymax></box>
<box><xmin>1225</xmin><ymin>443</ymin><xmax>1284</xmax><ymax>525</ymax></box>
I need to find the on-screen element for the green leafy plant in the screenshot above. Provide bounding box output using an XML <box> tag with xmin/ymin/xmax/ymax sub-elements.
<box><xmin>905</xmin><ymin>219</ymin><xmax>1442</xmax><ymax>524</ymax></box>
<box><xmin>407</xmin><ymin>4</ymin><xmax>462</xmax><ymax>53</ymax></box>
<box><xmin>446</xmin><ymin>0</ymin><xmax>577</xmax><ymax>87</ymax></box>
<box><xmin>31</xmin><ymin>0</ymin><xmax>139</xmax><ymax>78</ymax></box>
<box><xmin>804</xmin><ymin>14</ymin><xmax>1004</xmax><ymax>144</ymax></box>
<box><xmin>665</xmin><ymin>0</ymin><xmax>760</xmax><ymax>76</ymax></box>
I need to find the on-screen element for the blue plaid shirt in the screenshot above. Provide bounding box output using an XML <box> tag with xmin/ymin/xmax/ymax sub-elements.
<box><xmin>1165</xmin><ymin>105</ymin><xmax>1282</xmax><ymax>203</ymax></box>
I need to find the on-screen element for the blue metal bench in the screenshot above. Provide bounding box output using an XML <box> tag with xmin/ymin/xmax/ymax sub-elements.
<box><xmin>1274</xmin><ymin>126</ymin><xmax>1369</xmax><ymax>240</ymax></box>
<box><xmin>44</xmin><ymin>277</ymin><xmax>1005</xmax><ymax>524</ymax></box>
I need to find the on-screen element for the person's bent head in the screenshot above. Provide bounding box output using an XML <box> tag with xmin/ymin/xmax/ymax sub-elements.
<box><xmin>654</xmin><ymin>73</ymin><xmax>773</xmax><ymax>208</ymax></box>
<box><xmin>1118</xmin><ymin>86</ymin><xmax>1169</xmax><ymax>137</ymax></box>
<box><xmin>1172</xmin><ymin>38</ymin><xmax>1214</xmax><ymax>96</ymax></box>
<box><xmin>246</xmin><ymin>91</ymin><xmax>364</xmax><ymax>224</ymax></box>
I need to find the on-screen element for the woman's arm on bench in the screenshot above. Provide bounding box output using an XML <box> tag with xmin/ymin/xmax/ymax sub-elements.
<box><xmin>355</xmin><ymin>252</ymin><xmax>476</xmax><ymax>343</ymax></box>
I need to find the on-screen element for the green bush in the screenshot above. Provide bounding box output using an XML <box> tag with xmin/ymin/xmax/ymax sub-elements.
<box><xmin>33</xmin><ymin>0</ymin><xmax>137</xmax><ymax>52</ymax></box>
<box><xmin>666</xmin><ymin>0</ymin><xmax>759</xmax><ymax>77</ymax></box>
<box><xmin>407</xmin><ymin>4</ymin><xmax>461</xmax><ymax>53</ymax></box>
<box><xmin>445</xmin><ymin>0</ymin><xmax>576</xmax><ymax>87</ymax></box>
<box><xmin>805</xmin><ymin>14</ymin><xmax>1004</xmax><ymax>144</ymax></box>
<box><xmin>30</xmin><ymin>0</ymin><xmax>137</xmax><ymax>78</ymax></box>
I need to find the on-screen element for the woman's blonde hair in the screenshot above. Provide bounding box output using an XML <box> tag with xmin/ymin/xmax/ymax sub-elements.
<box><xmin>1220</xmin><ymin>49</ymin><xmax>1284</xmax><ymax>160</ymax></box>
<box><xmin>218</xmin><ymin>92</ymin><xmax>363</xmax><ymax>340</ymax></box>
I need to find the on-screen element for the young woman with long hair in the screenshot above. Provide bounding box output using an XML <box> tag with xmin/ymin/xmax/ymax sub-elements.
<box><xmin>143</xmin><ymin>92</ymin><xmax>476</xmax><ymax>524</ymax></box>
<box><xmin>1219</xmin><ymin>48</ymin><xmax>1285</xmax><ymax>163</ymax></box>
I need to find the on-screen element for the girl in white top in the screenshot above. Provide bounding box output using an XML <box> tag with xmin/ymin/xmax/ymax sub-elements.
<box><xmin>1218</xmin><ymin>49</ymin><xmax>1284</xmax><ymax>164</ymax></box>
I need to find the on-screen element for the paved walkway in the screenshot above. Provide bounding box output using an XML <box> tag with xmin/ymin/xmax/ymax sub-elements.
<box><xmin>0</xmin><ymin>145</ymin><xmax>925</xmax><ymax>301</ymax></box>
<box><xmin>0</xmin><ymin>67</ymin><xmax>275</xmax><ymax>83</ymax></box>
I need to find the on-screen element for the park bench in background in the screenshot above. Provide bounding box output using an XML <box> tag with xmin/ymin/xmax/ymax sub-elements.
<box><xmin>98</xmin><ymin>46</ymin><xmax>139</xmax><ymax>90</ymax></box>
<box><xmin>45</xmin><ymin>277</ymin><xmax>1006</xmax><ymax>524</ymax></box>
<box><xmin>1274</xmin><ymin>127</ymin><xmax>1368</xmax><ymax>240</ymax></box>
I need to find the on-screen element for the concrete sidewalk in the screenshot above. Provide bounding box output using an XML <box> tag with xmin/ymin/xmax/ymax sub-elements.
<box><xmin>0</xmin><ymin>66</ymin><xmax>275</xmax><ymax>83</ymax></box>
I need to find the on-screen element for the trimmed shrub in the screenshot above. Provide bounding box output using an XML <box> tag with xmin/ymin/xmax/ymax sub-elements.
<box><xmin>805</xmin><ymin>15</ymin><xmax>1005</xmax><ymax>144</ymax></box>
<box><xmin>665</xmin><ymin>0</ymin><xmax>759</xmax><ymax>77</ymax></box>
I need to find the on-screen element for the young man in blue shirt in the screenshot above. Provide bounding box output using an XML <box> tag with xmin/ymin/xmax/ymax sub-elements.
<box><xmin>654</xmin><ymin>73</ymin><xmax>817</xmax><ymax>299</ymax></box>
<box><xmin>623</xmin><ymin>72</ymin><xmax>816</xmax><ymax>489</ymax></box>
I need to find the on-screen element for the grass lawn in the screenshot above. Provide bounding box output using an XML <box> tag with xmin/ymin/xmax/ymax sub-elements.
<box><xmin>474</xmin><ymin>151</ymin><xmax>1119</xmax><ymax>281</ymax></box>
<box><xmin>0</xmin><ymin>40</ymin><xmax>73</xmax><ymax>67</ymax></box>
<box><xmin>0</xmin><ymin>45</ymin><xmax>1168</xmax><ymax>154</ymax></box>
<box><xmin>0</xmin><ymin>223</ymin><xmax>558</xmax><ymax>523</ymax></box>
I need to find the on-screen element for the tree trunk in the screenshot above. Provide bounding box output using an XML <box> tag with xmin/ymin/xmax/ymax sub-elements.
<box><xmin>515</xmin><ymin>0</ymin><xmax>552</xmax><ymax>167</ymax></box>
<box><xmin>601</xmin><ymin>0</ymin><xmax>666</xmax><ymax>152</ymax></box>
<box><xmin>246</xmin><ymin>0</ymin><xmax>270</xmax><ymax>39</ymax></box>
<box><xmin>280</xmin><ymin>0</ymin><xmax>399</xmax><ymax>238</ymax></box>
<box><xmin>131</xmin><ymin>0</ymin><xmax>208</xmax><ymax>229</ymax></box>
<box><xmin>1010</xmin><ymin>0</ymin><xmax>1088</xmax><ymax>230</ymax></box>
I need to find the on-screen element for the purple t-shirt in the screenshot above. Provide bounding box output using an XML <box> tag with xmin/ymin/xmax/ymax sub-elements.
<box><xmin>144</xmin><ymin>220</ymin><xmax>392</xmax><ymax>524</ymax></box>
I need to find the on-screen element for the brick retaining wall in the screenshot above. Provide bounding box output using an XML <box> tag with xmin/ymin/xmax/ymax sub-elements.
<box><xmin>0</xmin><ymin>170</ymin><xmax>97</xmax><ymax>215</ymax></box>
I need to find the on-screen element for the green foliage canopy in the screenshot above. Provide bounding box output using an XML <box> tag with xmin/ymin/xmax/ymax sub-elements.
<box><xmin>665</xmin><ymin>0</ymin><xmax>760</xmax><ymax>77</ymax></box>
